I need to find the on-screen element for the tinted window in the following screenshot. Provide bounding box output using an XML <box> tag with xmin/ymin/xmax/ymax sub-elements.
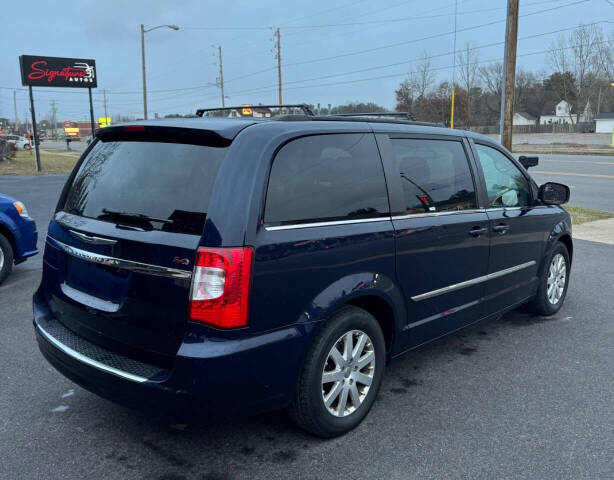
<box><xmin>390</xmin><ymin>139</ymin><xmax>477</xmax><ymax>214</ymax></box>
<box><xmin>475</xmin><ymin>144</ymin><xmax>531</xmax><ymax>207</ymax></box>
<box><xmin>63</xmin><ymin>140</ymin><xmax>227</xmax><ymax>234</ymax></box>
<box><xmin>265</xmin><ymin>134</ymin><xmax>389</xmax><ymax>225</ymax></box>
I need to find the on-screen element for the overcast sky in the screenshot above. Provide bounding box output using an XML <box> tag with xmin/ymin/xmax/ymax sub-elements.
<box><xmin>0</xmin><ymin>0</ymin><xmax>611</xmax><ymax>122</ymax></box>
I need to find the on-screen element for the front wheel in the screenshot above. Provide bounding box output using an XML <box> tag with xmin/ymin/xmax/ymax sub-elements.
<box><xmin>527</xmin><ymin>242</ymin><xmax>570</xmax><ymax>316</ymax></box>
<box><xmin>288</xmin><ymin>305</ymin><xmax>386</xmax><ymax>438</ymax></box>
<box><xmin>0</xmin><ymin>233</ymin><xmax>14</xmax><ymax>285</ymax></box>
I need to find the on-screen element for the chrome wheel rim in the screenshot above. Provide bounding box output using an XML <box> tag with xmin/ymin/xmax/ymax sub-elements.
<box><xmin>321</xmin><ymin>330</ymin><xmax>375</xmax><ymax>417</ymax></box>
<box><xmin>547</xmin><ymin>253</ymin><xmax>566</xmax><ymax>305</ymax></box>
<box><xmin>0</xmin><ymin>246</ymin><xmax>4</xmax><ymax>270</ymax></box>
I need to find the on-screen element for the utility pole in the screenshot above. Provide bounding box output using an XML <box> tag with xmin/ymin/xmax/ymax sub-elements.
<box><xmin>499</xmin><ymin>0</ymin><xmax>519</xmax><ymax>150</ymax></box>
<box><xmin>141</xmin><ymin>24</ymin><xmax>148</xmax><ymax>120</ymax></box>
<box><xmin>276</xmin><ymin>28</ymin><xmax>282</xmax><ymax>110</ymax></box>
<box><xmin>450</xmin><ymin>0</ymin><xmax>458</xmax><ymax>128</ymax></box>
<box><xmin>50</xmin><ymin>99</ymin><xmax>57</xmax><ymax>139</ymax></box>
<box><xmin>103</xmin><ymin>88</ymin><xmax>108</xmax><ymax>121</ymax></box>
<box><xmin>218</xmin><ymin>46</ymin><xmax>225</xmax><ymax>108</ymax></box>
<box><xmin>13</xmin><ymin>90</ymin><xmax>19</xmax><ymax>133</ymax></box>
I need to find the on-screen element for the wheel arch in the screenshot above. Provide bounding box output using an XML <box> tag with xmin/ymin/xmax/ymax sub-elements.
<box><xmin>0</xmin><ymin>221</ymin><xmax>17</xmax><ymax>258</ymax></box>
<box><xmin>557</xmin><ymin>233</ymin><xmax>573</xmax><ymax>264</ymax></box>
<box><xmin>538</xmin><ymin>217</ymin><xmax>573</xmax><ymax>277</ymax></box>
<box><xmin>299</xmin><ymin>272</ymin><xmax>406</xmax><ymax>356</ymax></box>
<box><xmin>346</xmin><ymin>296</ymin><xmax>395</xmax><ymax>354</ymax></box>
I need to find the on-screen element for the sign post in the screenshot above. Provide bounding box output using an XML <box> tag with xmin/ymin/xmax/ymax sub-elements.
<box><xmin>19</xmin><ymin>55</ymin><xmax>97</xmax><ymax>171</ymax></box>
<box><xmin>27</xmin><ymin>85</ymin><xmax>41</xmax><ymax>172</ymax></box>
<box><xmin>88</xmin><ymin>88</ymin><xmax>95</xmax><ymax>138</ymax></box>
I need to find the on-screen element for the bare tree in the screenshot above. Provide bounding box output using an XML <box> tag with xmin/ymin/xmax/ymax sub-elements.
<box><xmin>413</xmin><ymin>51</ymin><xmax>434</xmax><ymax>100</ymax></box>
<box><xmin>479</xmin><ymin>62</ymin><xmax>503</xmax><ymax>114</ymax></box>
<box><xmin>457</xmin><ymin>42</ymin><xmax>479</xmax><ymax>125</ymax></box>
<box><xmin>396</xmin><ymin>51</ymin><xmax>434</xmax><ymax>118</ymax></box>
<box><xmin>548</xmin><ymin>24</ymin><xmax>605</xmax><ymax>124</ymax></box>
<box><xmin>395</xmin><ymin>79</ymin><xmax>417</xmax><ymax>113</ymax></box>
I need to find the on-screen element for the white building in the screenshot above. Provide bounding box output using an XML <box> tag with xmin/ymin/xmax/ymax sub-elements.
<box><xmin>539</xmin><ymin>100</ymin><xmax>593</xmax><ymax>125</ymax></box>
<box><xmin>513</xmin><ymin>112</ymin><xmax>537</xmax><ymax>126</ymax></box>
<box><xmin>595</xmin><ymin>113</ymin><xmax>614</xmax><ymax>133</ymax></box>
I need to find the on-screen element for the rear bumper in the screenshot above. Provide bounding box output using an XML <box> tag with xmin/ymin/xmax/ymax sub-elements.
<box><xmin>33</xmin><ymin>290</ymin><xmax>315</xmax><ymax>422</ymax></box>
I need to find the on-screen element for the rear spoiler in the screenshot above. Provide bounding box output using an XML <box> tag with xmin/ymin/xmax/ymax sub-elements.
<box><xmin>96</xmin><ymin>125</ymin><xmax>231</xmax><ymax>147</ymax></box>
<box><xmin>518</xmin><ymin>155</ymin><xmax>539</xmax><ymax>169</ymax></box>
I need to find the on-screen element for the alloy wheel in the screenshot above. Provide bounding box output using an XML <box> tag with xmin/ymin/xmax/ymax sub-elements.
<box><xmin>321</xmin><ymin>330</ymin><xmax>376</xmax><ymax>417</ymax></box>
<box><xmin>546</xmin><ymin>253</ymin><xmax>566</xmax><ymax>305</ymax></box>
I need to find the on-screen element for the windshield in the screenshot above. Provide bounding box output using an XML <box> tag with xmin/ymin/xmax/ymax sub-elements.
<box><xmin>62</xmin><ymin>140</ymin><xmax>227</xmax><ymax>235</ymax></box>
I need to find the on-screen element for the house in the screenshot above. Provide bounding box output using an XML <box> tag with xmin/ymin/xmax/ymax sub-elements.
<box><xmin>595</xmin><ymin>113</ymin><xmax>614</xmax><ymax>133</ymax></box>
<box><xmin>513</xmin><ymin>112</ymin><xmax>537</xmax><ymax>126</ymax></box>
<box><xmin>539</xmin><ymin>100</ymin><xmax>593</xmax><ymax>125</ymax></box>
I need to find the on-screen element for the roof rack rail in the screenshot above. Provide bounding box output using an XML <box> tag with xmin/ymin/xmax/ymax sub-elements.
<box><xmin>333</xmin><ymin>111</ymin><xmax>416</xmax><ymax>121</ymax></box>
<box><xmin>196</xmin><ymin>104</ymin><xmax>314</xmax><ymax>117</ymax></box>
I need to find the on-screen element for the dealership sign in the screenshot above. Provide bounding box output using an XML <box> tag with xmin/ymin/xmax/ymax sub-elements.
<box><xmin>19</xmin><ymin>55</ymin><xmax>97</xmax><ymax>88</ymax></box>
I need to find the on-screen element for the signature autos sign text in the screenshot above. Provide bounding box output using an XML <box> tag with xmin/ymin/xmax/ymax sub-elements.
<box><xmin>19</xmin><ymin>55</ymin><xmax>97</xmax><ymax>88</ymax></box>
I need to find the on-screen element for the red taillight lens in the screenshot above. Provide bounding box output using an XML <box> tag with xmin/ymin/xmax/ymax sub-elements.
<box><xmin>188</xmin><ymin>247</ymin><xmax>253</xmax><ymax>328</ymax></box>
<box><xmin>123</xmin><ymin>125</ymin><xmax>145</xmax><ymax>132</ymax></box>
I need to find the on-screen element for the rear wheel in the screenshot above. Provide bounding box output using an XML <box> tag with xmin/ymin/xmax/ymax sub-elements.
<box><xmin>527</xmin><ymin>242</ymin><xmax>570</xmax><ymax>316</ymax></box>
<box><xmin>0</xmin><ymin>233</ymin><xmax>14</xmax><ymax>285</ymax></box>
<box><xmin>288</xmin><ymin>306</ymin><xmax>386</xmax><ymax>438</ymax></box>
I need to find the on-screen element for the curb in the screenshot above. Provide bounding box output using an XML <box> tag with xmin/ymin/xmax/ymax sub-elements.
<box><xmin>512</xmin><ymin>147</ymin><xmax>614</xmax><ymax>156</ymax></box>
<box><xmin>573</xmin><ymin>218</ymin><xmax>614</xmax><ymax>246</ymax></box>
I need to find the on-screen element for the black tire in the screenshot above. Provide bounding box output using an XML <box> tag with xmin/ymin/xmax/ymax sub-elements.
<box><xmin>288</xmin><ymin>305</ymin><xmax>386</xmax><ymax>438</ymax></box>
<box><xmin>0</xmin><ymin>233</ymin><xmax>14</xmax><ymax>285</ymax></box>
<box><xmin>527</xmin><ymin>242</ymin><xmax>570</xmax><ymax>316</ymax></box>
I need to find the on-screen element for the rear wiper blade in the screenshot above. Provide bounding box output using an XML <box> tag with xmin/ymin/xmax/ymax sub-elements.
<box><xmin>99</xmin><ymin>208</ymin><xmax>174</xmax><ymax>226</ymax></box>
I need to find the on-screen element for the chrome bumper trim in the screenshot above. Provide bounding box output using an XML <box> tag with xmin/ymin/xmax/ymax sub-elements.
<box><xmin>36</xmin><ymin>323</ymin><xmax>149</xmax><ymax>383</ymax></box>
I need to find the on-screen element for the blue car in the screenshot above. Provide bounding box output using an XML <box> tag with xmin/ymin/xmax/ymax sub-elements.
<box><xmin>0</xmin><ymin>194</ymin><xmax>38</xmax><ymax>284</ymax></box>
<box><xmin>33</xmin><ymin>109</ymin><xmax>572</xmax><ymax>437</ymax></box>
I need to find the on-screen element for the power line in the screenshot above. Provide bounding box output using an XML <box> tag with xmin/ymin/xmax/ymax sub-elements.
<box><xmin>217</xmin><ymin>0</ymin><xmax>590</xmax><ymax>85</ymax></box>
<box><xmin>217</xmin><ymin>21</ymin><xmax>607</xmax><ymax>97</ymax></box>
<box><xmin>212</xmin><ymin>38</ymin><xmax>614</xmax><ymax>100</ymax></box>
<box><xmin>183</xmin><ymin>0</ymin><xmax>563</xmax><ymax>31</ymax></box>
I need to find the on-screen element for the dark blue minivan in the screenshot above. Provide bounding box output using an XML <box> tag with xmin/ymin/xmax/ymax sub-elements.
<box><xmin>33</xmin><ymin>112</ymin><xmax>572</xmax><ymax>437</ymax></box>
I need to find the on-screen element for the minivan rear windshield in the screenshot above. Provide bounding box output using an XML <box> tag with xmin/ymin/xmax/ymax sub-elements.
<box><xmin>62</xmin><ymin>139</ymin><xmax>227</xmax><ymax>235</ymax></box>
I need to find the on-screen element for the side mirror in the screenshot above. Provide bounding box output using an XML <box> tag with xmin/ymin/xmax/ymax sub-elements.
<box><xmin>519</xmin><ymin>155</ymin><xmax>539</xmax><ymax>169</ymax></box>
<box><xmin>539</xmin><ymin>182</ymin><xmax>570</xmax><ymax>205</ymax></box>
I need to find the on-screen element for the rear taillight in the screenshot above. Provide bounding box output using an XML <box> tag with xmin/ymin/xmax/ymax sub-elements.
<box><xmin>188</xmin><ymin>247</ymin><xmax>253</xmax><ymax>328</ymax></box>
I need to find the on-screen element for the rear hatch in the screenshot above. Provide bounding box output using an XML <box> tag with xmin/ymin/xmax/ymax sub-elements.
<box><xmin>42</xmin><ymin>126</ymin><xmax>229</xmax><ymax>366</ymax></box>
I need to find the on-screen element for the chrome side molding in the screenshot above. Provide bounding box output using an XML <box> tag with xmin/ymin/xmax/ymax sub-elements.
<box><xmin>265</xmin><ymin>216</ymin><xmax>391</xmax><ymax>231</ymax></box>
<box><xmin>47</xmin><ymin>236</ymin><xmax>192</xmax><ymax>280</ymax></box>
<box><xmin>411</xmin><ymin>261</ymin><xmax>537</xmax><ymax>301</ymax></box>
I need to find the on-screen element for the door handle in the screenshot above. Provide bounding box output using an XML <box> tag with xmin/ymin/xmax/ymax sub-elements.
<box><xmin>493</xmin><ymin>223</ymin><xmax>510</xmax><ymax>234</ymax></box>
<box><xmin>468</xmin><ymin>226</ymin><xmax>487</xmax><ymax>237</ymax></box>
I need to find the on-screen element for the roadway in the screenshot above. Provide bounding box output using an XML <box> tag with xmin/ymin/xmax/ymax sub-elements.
<box><xmin>41</xmin><ymin>139</ymin><xmax>89</xmax><ymax>153</ymax></box>
<box><xmin>527</xmin><ymin>153</ymin><xmax>614</xmax><ymax>213</ymax></box>
<box><xmin>1</xmin><ymin>173</ymin><xmax>614</xmax><ymax>479</ymax></box>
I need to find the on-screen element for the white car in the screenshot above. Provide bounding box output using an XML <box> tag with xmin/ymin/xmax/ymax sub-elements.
<box><xmin>6</xmin><ymin>135</ymin><xmax>30</xmax><ymax>150</ymax></box>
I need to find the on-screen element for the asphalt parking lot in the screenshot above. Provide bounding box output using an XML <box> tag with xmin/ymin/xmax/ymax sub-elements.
<box><xmin>1</xmin><ymin>167</ymin><xmax>614</xmax><ymax>479</ymax></box>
